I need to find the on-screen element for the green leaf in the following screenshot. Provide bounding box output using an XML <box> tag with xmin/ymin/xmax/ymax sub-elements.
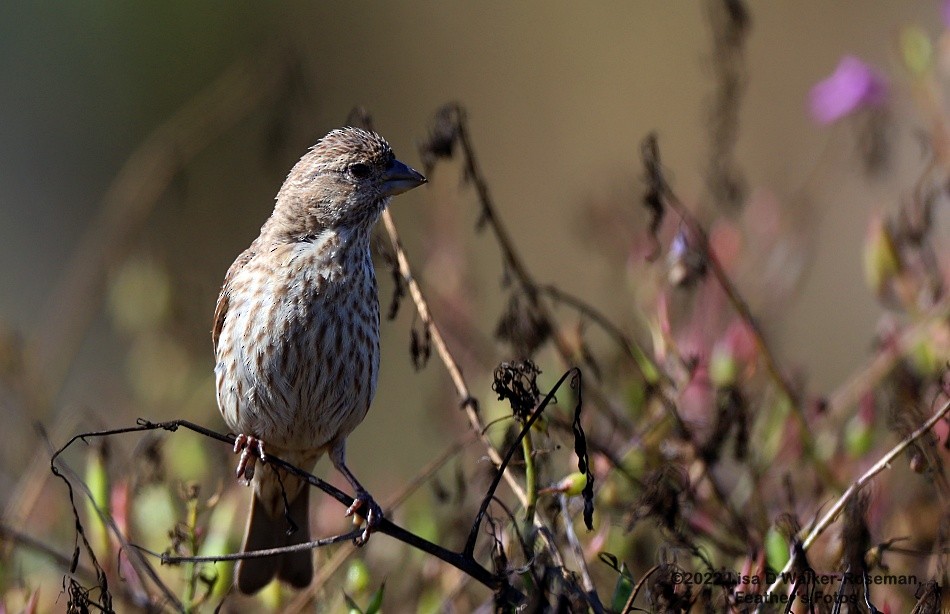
<box><xmin>343</xmin><ymin>592</ymin><xmax>362</xmax><ymax>614</ymax></box>
<box><xmin>765</xmin><ymin>526</ymin><xmax>789</xmax><ymax>572</ymax></box>
<box><xmin>365</xmin><ymin>582</ymin><xmax>386</xmax><ymax>614</ymax></box>
<box><xmin>609</xmin><ymin>561</ymin><xmax>634</xmax><ymax>612</ymax></box>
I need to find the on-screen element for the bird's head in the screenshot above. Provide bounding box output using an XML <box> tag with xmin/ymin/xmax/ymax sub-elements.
<box><xmin>267</xmin><ymin>126</ymin><xmax>426</xmax><ymax>240</ymax></box>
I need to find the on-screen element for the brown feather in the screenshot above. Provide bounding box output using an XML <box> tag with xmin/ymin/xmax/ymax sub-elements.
<box><xmin>213</xmin><ymin>127</ymin><xmax>424</xmax><ymax>594</ymax></box>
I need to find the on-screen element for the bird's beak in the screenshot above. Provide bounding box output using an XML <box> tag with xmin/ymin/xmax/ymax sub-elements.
<box><xmin>381</xmin><ymin>159</ymin><xmax>427</xmax><ymax>196</ymax></box>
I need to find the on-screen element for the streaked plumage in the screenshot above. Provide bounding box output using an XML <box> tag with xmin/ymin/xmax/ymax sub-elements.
<box><xmin>213</xmin><ymin>127</ymin><xmax>425</xmax><ymax>593</ymax></box>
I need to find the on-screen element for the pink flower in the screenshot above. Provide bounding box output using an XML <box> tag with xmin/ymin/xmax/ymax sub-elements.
<box><xmin>808</xmin><ymin>56</ymin><xmax>888</xmax><ymax>124</ymax></box>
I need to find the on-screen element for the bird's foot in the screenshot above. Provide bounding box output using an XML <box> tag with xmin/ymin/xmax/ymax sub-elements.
<box><xmin>346</xmin><ymin>490</ymin><xmax>383</xmax><ymax>546</ymax></box>
<box><xmin>233</xmin><ymin>434</ymin><xmax>267</xmax><ymax>484</ymax></box>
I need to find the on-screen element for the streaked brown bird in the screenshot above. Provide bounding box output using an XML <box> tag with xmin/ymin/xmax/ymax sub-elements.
<box><xmin>212</xmin><ymin>127</ymin><xmax>426</xmax><ymax>594</ymax></box>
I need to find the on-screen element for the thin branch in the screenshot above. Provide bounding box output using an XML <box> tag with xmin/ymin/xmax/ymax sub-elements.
<box><xmin>51</xmin><ymin>419</ymin><xmax>507</xmax><ymax>594</ymax></box>
<box><xmin>758</xmin><ymin>398</ymin><xmax>950</xmax><ymax>607</ymax></box>
<box><xmin>381</xmin><ymin>210</ymin><xmax>532</xmax><ymax>509</ymax></box>
<box><xmin>435</xmin><ymin>104</ymin><xmax>641</xmax><ymax>438</ymax></box>
<box><xmin>285</xmin><ymin>431</ymin><xmax>480</xmax><ymax>613</ymax></box>
<box><xmin>456</xmin><ymin>108</ymin><xmax>641</xmax><ymax>391</ymax></box>
<box><xmin>559</xmin><ymin>494</ymin><xmax>604</xmax><ymax>614</ymax></box>
<box><xmin>538</xmin><ymin>284</ymin><xmax>662</xmax><ymax>385</ymax></box>
<box><xmin>0</xmin><ymin>523</ymin><xmax>161</xmax><ymax>611</ymax></box>
<box><xmin>645</xmin><ymin>135</ymin><xmax>836</xmax><ymax>487</ymax></box>
<box><xmin>48</xmin><ymin>430</ymin><xmax>181</xmax><ymax>611</ymax></box>
<box><xmin>623</xmin><ymin>563</ymin><xmax>662</xmax><ymax>613</ymax></box>
<box><xmin>666</xmin><ymin>187</ymin><xmax>798</xmax><ymax>411</ymax></box>
<box><xmin>144</xmin><ymin>530</ymin><xmax>360</xmax><ymax>564</ymax></box>
<box><xmin>379</xmin><ymin>209</ymin><xmax>568</xmax><ymax>583</ymax></box>
<box><xmin>464</xmin><ymin>368</ymin><xmax>577</xmax><ymax>557</ymax></box>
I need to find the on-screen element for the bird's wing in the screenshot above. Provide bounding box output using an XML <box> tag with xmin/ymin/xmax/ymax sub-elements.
<box><xmin>212</xmin><ymin>248</ymin><xmax>255</xmax><ymax>353</ymax></box>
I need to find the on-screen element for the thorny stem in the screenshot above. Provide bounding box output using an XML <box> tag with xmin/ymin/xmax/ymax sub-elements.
<box><xmin>756</xmin><ymin>398</ymin><xmax>950</xmax><ymax>611</ymax></box>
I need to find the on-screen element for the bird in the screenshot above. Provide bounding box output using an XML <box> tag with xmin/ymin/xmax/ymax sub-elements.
<box><xmin>212</xmin><ymin>126</ymin><xmax>426</xmax><ymax>594</ymax></box>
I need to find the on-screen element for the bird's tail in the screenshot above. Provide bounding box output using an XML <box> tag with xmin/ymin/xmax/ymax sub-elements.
<box><xmin>235</xmin><ymin>469</ymin><xmax>313</xmax><ymax>594</ymax></box>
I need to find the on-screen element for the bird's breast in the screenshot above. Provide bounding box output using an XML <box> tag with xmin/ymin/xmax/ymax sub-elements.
<box><xmin>215</xmin><ymin>236</ymin><xmax>380</xmax><ymax>451</ymax></box>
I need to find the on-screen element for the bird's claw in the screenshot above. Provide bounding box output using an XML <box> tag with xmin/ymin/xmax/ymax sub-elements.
<box><xmin>346</xmin><ymin>490</ymin><xmax>383</xmax><ymax>546</ymax></box>
<box><xmin>233</xmin><ymin>434</ymin><xmax>267</xmax><ymax>484</ymax></box>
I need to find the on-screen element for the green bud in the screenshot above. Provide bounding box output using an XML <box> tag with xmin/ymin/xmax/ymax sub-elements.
<box><xmin>863</xmin><ymin>214</ymin><xmax>902</xmax><ymax>300</ymax></box>
<box><xmin>901</xmin><ymin>26</ymin><xmax>933</xmax><ymax>76</ymax></box>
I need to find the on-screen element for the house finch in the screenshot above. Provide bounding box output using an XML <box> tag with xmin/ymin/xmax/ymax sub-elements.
<box><xmin>212</xmin><ymin>127</ymin><xmax>426</xmax><ymax>593</ymax></box>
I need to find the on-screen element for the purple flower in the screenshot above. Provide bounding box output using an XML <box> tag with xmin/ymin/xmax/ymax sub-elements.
<box><xmin>808</xmin><ymin>56</ymin><xmax>888</xmax><ymax>124</ymax></box>
<box><xmin>943</xmin><ymin>0</ymin><xmax>950</xmax><ymax>28</ymax></box>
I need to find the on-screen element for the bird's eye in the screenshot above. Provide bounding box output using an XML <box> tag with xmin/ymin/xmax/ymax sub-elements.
<box><xmin>348</xmin><ymin>163</ymin><xmax>371</xmax><ymax>179</ymax></box>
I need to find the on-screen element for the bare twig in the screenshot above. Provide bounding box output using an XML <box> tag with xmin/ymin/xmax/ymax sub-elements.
<box><xmin>643</xmin><ymin>134</ymin><xmax>836</xmax><ymax>487</ymax></box>
<box><xmin>51</xmin><ymin>419</ymin><xmax>508</xmax><ymax>594</ymax></box>
<box><xmin>539</xmin><ymin>284</ymin><xmax>662</xmax><ymax>384</ymax></box>
<box><xmin>144</xmin><ymin>530</ymin><xmax>361</xmax><ymax>565</ymax></box>
<box><xmin>464</xmin><ymin>368</ymin><xmax>578</xmax><ymax>557</ymax></box>
<box><xmin>758</xmin><ymin>398</ymin><xmax>950</xmax><ymax>608</ymax></box>
<box><xmin>381</xmin><ymin>210</ymin><xmax>533</xmax><ymax>509</ymax></box>
<box><xmin>559</xmin><ymin>494</ymin><xmax>604</xmax><ymax>614</ymax></box>
<box><xmin>430</xmin><ymin>104</ymin><xmax>642</xmax><ymax>439</ymax></box>
<box><xmin>0</xmin><ymin>522</ymin><xmax>162</xmax><ymax>611</ymax></box>
<box><xmin>48</xmin><ymin>429</ymin><xmax>181</xmax><ymax>611</ymax></box>
<box><xmin>284</xmin><ymin>431</ymin><xmax>480</xmax><ymax>613</ymax></box>
<box><xmin>622</xmin><ymin>563</ymin><xmax>662</xmax><ymax>613</ymax></box>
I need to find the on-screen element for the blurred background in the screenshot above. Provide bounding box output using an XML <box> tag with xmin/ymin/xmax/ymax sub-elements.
<box><xmin>0</xmin><ymin>2</ymin><xmax>947</xmax><ymax>611</ymax></box>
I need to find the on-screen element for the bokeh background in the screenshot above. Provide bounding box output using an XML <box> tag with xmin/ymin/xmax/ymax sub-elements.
<box><xmin>0</xmin><ymin>2</ymin><xmax>947</xmax><ymax>611</ymax></box>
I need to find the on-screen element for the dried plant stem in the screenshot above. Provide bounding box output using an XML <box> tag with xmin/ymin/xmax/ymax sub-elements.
<box><xmin>154</xmin><ymin>531</ymin><xmax>361</xmax><ymax>565</ymax></box>
<box><xmin>49</xmin><ymin>435</ymin><xmax>181</xmax><ymax>610</ymax></box>
<box><xmin>381</xmin><ymin>209</ymin><xmax>531</xmax><ymax>508</ymax></box>
<box><xmin>181</xmin><ymin>494</ymin><xmax>200</xmax><ymax>611</ymax></box>
<box><xmin>660</xmin><ymin>185</ymin><xmax>836</xmax><ymax>486</ymax></box>
<box><xmin>52</xmin><ymin>420</ymin><xmax>506</xmax><ymax>593</ymax></box>
<box><xmin>381</xmin><ymin>208</ymin><xmax>570</xmax><ymax>584</ymax></box>
<box><xmin>448</xmin><ymin>106</ymin><xmax>641</xmax><ymax>437</ymax></box>
<box><xmin>522</xmin><ymin>434</ymin><xmax>537</xmax><ymax>526</ymax></box>
<box><xmin>559</xmin><ymin>494</ymin><xmax>604</xmax><ymax>613</ymax></box>
<box><xmin>285</xmin><ymin>431</ymin><xmax>479</xmax><ymax>613</ymax></box>
<box><xmin>759</xmin><ymin>398</ymin><xmax>950</xmax><ymax>607</ymax></box>
<box><xmin>622</xmin><ymin>563</ymin><xmax>662</xmax><ymax>613</ymax></box>
<box><xmin>539</xmin><ymin>284</ymin><xmax>662</xmax><ymax>384</ymax></box>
